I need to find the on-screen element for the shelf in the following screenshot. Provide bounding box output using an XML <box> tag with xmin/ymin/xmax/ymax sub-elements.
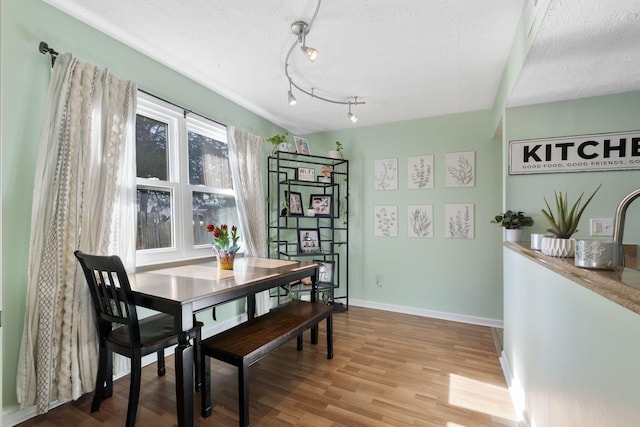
<box><xmin>267</xmin><ymin>153</ymin><xmax>349</xmax><ymax>309</ymax></box>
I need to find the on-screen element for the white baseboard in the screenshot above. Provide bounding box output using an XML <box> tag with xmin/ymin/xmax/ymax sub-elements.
<box><xmin>349</xmin><ymin>298</ymin><xmax>504</xmax><ymax>328</ymax></box>
<box><xmin>499</xmin><ymin>350</ymin><xmax>530</xmax><ymax>427</ymax></box>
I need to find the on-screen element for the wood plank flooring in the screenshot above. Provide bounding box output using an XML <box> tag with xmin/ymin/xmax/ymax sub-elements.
<box><xmin>17</xmin><ymin>306</ymin><xmax>516</xmax><ymax>427</ymax></box>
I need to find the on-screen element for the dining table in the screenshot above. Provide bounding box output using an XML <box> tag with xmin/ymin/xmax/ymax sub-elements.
<box><xmin>129</xmin><ymin>256</ymin><xmax>320</xmax><ymax>427</ymax></box>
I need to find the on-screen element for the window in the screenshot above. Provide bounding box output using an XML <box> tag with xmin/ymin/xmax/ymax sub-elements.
<box><xmin>135</xmin><ymin>92</ymin><xmax>238</xmax><ymax>266</ymax></box>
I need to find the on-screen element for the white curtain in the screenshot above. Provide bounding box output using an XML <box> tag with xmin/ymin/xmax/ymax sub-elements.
<box><xmin>227</xmin><ymin>126</ymin><xmax>270</xmax><ymax>315</ymax></box>
<box><xmin>16</xmin><ymin>53</ymin><xmax>137</xmax><ymax>413</ymax></box>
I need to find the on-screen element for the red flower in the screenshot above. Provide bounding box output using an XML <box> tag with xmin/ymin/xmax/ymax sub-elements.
<box><xmin>206</xmin><ymin>223</ymin><xmax>240</xmax><ymax>253</ymax></box>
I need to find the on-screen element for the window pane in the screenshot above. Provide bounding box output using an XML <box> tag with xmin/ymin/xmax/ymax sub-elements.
<box><xmin>137</xmin><ymin>187</ymin><xmax>172</xmax><ymax>249</ymax></box>
<box><xmin>136</xmin><ymin>114</ymin><xmax>168</xmax><ymax>180</ymax></box>
<box><xmin>192</xmin><ymin>191</ymin><xmax>238</xmax><ymax>245</ymax></box>
<box><xmin>188</xmin><ymin>131</ymin><xmax>232</xmax><ymax>189</ymax></box>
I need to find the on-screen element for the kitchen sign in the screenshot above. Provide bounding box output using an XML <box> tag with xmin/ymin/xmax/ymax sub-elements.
<box><xmin>509</xmin><ymin>131</ymin><xmax>640</xmax><ymax>175</ymax></box>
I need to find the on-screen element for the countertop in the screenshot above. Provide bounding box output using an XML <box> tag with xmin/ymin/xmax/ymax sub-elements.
<box><xmin>504</xmin><ymin>241</ymin><xmax>640</xmax><ymax>316</ymax></box>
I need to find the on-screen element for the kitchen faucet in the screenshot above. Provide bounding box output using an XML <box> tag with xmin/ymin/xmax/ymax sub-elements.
<box><xmin>612</xmin><ymin>188</ymin><xmax>640</xmax><ymax>267</ymax></box>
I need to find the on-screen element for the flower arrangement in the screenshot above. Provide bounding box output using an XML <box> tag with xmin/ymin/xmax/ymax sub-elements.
<box><xmin>206</xmin><ymin>223</ymin><xmax>240</xmax><ymax>254</ymax></box>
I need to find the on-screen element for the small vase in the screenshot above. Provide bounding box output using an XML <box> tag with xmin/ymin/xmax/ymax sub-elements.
<box><xmin>328</xmin><ymin>150</ymin><xmax>342</xmax><ymax>159</ymax></box>
<box><xmin>505</xmin><ymin>229</ymin><xmax>522</xmax><ymax>242</ymax></box>
<box><xmin>216</xmin><ymin>250</ymin><xmax>236</xmax><ymax>270</ymax></box>
<box><xmin>541</xmin><ymin>237</ymin><xmax>576</xmax><ymax>258</ymax></box>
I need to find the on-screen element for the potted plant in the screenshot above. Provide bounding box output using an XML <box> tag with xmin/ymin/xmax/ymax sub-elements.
<box><xmin>328</xmin><ymin>141</ymin><xmax>343</xmax><ymax>159</ymax></box>
<box><xmin>539</xmin><ymin>184</ymin><xmax>601</xmax><ymax>257</ymax></box>
<box><xmin>266</xmin><ymin>132</ymin><xmax>290</xmax><ymax>155</ymax></box>
<box><xmin>491</xmin><ymin>210</ymin><xmax>534</xmax><ymax>241</ymax></box>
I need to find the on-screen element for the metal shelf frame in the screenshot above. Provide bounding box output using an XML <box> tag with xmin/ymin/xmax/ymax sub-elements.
<box><xmin>267</xmin><ymin>151</ymin><xmax>349</xmax><ymax>309</ymax></box>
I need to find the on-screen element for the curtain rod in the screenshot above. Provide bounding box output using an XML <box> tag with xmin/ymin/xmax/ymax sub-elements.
<box><xmin>38</xmin><ymin>40</ymin><xmax>227</xmax><ymax>128</ymax></box>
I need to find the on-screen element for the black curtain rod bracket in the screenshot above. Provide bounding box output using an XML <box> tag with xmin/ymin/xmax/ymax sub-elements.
<box><xmin>39</xmin><ymin>41</ymin><xmax>59</xmax><ymax>67</ymax></box>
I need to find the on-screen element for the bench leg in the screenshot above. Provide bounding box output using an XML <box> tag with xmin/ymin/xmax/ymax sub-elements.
<box><xmin>326</xmin><ymin>315</ymin><xmax>333</xmax><ymax>359</ymax></box>
<box><xmin>201</xmin><ymin>355</ymin><xmax>212</xmax><ymax>418</ymax></box>
<box><xmin>239</xmin><ymin>362</ymin><xmax>250</xmax><ymax>427</ymax></box>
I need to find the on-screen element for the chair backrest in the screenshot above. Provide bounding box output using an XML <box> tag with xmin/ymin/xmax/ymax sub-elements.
<box><xmin>74</xmin><ymin>250</ymin><xmax>141</xmax><ymax>342</ymax></box>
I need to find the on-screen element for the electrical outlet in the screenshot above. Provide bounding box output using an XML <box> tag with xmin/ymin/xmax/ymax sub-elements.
<box><xmin>376</xmin><ymin>274</ymin><xmax>383</xmax><ymax>287</ymax></box>
<box><xmin>590</xmin><ymin>218</ymin><xmax>613</xmax><ymax>236</ymax></box>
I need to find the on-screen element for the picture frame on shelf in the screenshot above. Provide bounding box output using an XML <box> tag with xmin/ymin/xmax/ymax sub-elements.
<box><xmin>314</xmin><ymin>259</ymin><xmax>335</xmax><ymax>284</ymax></box>
<box><xmin>297</xmin><ymin>167</ymin><xmax>315</xmax><ymax>181</ymax></box>
<box><xmin>298</xmin><ymin>228</ymin><xmax>321</xmax><ymax>253</ymax></box>
<box><xmin>294</xmin><ymin>136</ymin><xmax>311</xmax><ymax>155</ymax></box>
<box><xmin>285</xmin><ymin>191</ymin><xmax>304</xmax><ymax>216</ymax></box>
<box><xmin>309</xmin><ymin>194</ymin><xmax>333</xmax><ymax>217</ymax></box>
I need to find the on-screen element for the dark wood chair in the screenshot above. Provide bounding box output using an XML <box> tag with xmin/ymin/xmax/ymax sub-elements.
<box><xmin>74</xmin><ymin>250</ymin><xmax>203</xmax><ymax>427</ymax></box>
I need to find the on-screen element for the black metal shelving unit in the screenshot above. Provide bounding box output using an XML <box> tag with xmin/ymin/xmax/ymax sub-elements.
<box><xmin>267</xmin><ymin>151</ymin><xmax>349</xmax><ymax>311</ymax></box>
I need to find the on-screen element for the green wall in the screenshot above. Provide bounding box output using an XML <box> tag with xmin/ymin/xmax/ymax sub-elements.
<box><xmin>1</xmin><ymin>0</ymin><xmax>284</xmax><ymax>411</ymax></box>
<box><xmin>504</xmin><ymin>91</ymin><xmax>640</xmax><ymax>243</ymax></box>
<box><xmin>307</xmin><ymin>110</ymin><xmax>504</xmax><ymax>321</ymax></box>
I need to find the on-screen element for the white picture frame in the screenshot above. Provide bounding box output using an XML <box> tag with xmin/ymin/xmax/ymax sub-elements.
<box><xmin>374</xmin><ymin>205</ymin><xmax>398</xmax><ymax>237</ymax></box>
<box><xmin>294</xmin><ymin>136</ymin><xmax>311</xmax><ymax>155</ymax></box>
<box><xmin>408</xmin><ymin>204</ymin><xmax>433</xmax><ymax>238</ymax></box>
<box><xmin>297</xmin><ymin>167</ymin><xmax>315</xmax><ymax>181</ymax></box>
<box><xmin>408</xmin><ymin>155</ymin><xmax>434</xmax><ymax>189</ymax></box>
<box><xmin>374</xmin><ymin>158</ymin><xmax>398</xmax><ymax>190</ymax></box>
<box><xmin>445</xmin><ymin>151</ymin><xmax>475</xmax><ymax>187</ymax></box>
<box><xmin>444</xmin><ymin>203</ymin><xmax>475</xmax><ymax>239</ymax></box>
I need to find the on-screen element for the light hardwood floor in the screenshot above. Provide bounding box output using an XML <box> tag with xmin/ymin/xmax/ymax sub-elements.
<box><xmin>17</xmin><ymin>306</ymin><xmax>517</xmax><ymax>427</ymax></box>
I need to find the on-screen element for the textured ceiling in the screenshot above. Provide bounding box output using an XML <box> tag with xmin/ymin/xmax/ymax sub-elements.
<box><xmin>508</xmin><ymin>0</ymin><xmax>640</xmax><ymax>108</ymax></box>
<box><xmin>42</xmin><ymin>0</ymin><xmax>640</xmax><ymax>135</ymax></box>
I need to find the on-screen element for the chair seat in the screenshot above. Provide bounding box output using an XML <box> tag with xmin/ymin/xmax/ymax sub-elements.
<box><xmin>109</xmin><ymin>313</ymin><xmax>180</xmax><ymax>349</ymax></box>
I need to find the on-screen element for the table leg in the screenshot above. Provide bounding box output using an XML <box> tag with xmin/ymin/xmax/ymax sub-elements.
<box><xmin>175</xmin><ymin>331</ymin><xmax>194</xmax><ymax>427</ymax></box>
<box><xmin>247</xmin><ymin>294</ymin><xmax>256</xmax><ymax>319</ymax></box>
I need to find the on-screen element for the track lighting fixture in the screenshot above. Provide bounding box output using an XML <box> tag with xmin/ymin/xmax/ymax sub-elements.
<box><xmin>284</xmin><ymin>0</ymin><xmax>365</xmax><ymax>123</ymax></box>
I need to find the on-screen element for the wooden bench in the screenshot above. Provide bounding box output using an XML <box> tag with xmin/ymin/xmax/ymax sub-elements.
<box><xmin>199</xmin><ymin>300</ymin><xmax>334</xmax><ymax>426</ymax></box>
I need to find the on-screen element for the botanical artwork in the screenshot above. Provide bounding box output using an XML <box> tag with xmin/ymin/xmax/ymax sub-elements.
<box><xmin>374</xmin><ymin>158</ymin><xmax>398</xmax><ymax>190</ymax></box>
<box><xmin>407</xmin><ymin>204</ymin><xmax>433</xmax><ymax>238</ymax></box>
<box><xmin>408</xmin><ymin>155</ymin><xmax>434</xmax><ymax>189</ymax></box>
<box><xmin>445</xmin><ymin>203</ymin><xmax>474</xmax><ymax>239</ymax></box>
<box><xmin>374</xmin><ymin>205</ymin><xmax>398</xmax><ymax>237</ymax></box>
<box><xmin>445</xmin><ymin>151</ymin><xmax>475</xmax><ymax>187</ymax></box>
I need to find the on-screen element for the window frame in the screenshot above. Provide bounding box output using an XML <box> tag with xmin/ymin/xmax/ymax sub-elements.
<box><xmin>135</xmin><ymin>91</ymin><xmax>234</xmax><ymax>267</ymax></box>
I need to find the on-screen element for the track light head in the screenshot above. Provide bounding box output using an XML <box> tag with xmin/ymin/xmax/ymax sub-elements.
<box><xmin>288</xmin><ymin>90</ymin><xmax>297</xmax><ymax>105</ymax></box>
<box><xmin>292</xmin><ymin>21</ymin><xmax>318</xmax><ymax>62</ymax></box>
<box><xmin>348</xmin><ymin>103</ymin><xmax>358</xmax><ymax>123</ymax></box>
<box><xmin>301</xmin><ymin>45</ymin><xmax>318</xmax><ymax>61</ymax></box>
